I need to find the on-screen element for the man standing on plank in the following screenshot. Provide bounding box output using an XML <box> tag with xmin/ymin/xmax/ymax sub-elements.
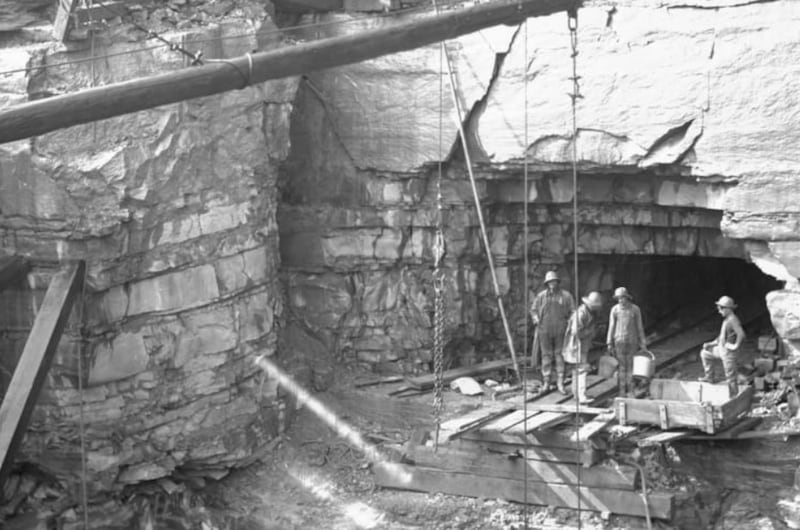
<box><xmin>607</xmin><ymin>287</ymin><xmax>647</xmax><ymax>397</ymax></box>
<box><xmin>530</xmin><ymin>271</ymin><xmax>575</xmax><ymax>393</ymax></box>
<box><xmin>562</xmin><ymin>291</ymin><xmax>603</xmax><ymax>402</ymax></box>
<box><xmin>699</xmin><ymin>295</ymin><xmax>745</xmax><ymax>395</ymax></box>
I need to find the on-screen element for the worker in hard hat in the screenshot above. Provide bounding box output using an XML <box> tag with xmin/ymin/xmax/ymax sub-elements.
<box><xmin>562</xmin><ymin>291</ymin><xmax>603</xmax><ymax>402</ymax></box>
<box><xmin>606</xmin><ymin>287</ymin><xmax>647</xmax><ymax>397</ymax></box>
<box><xmin>700</xmin><ymin>295</ymin><xmax>745</xmax><ymax>395</ymax></box>
<box><xmin>530</xmin><ymin>271</ymin><xmax>575</xmax><ymax>393</ymax></box>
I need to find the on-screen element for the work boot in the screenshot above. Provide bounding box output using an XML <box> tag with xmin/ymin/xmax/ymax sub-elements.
<box><xmin>576</xmin><ymin>372</ymin><xmax>590</xmax><ymax>403</ymax></box>
<box><xmin>698</xmin><ymin>376</ymin><xmax>714</xmax><ymax>384</ymax></box>
<box><xmin>556</xmin><ymin>373</ymin><xmax>567</xmax><ymax>395</ymax></box>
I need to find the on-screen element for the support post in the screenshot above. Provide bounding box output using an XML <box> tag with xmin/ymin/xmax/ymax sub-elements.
<box><xmin>0</xmin><ymin>261</ymin><xmax>85</xmax><ymax>490</ymax></box>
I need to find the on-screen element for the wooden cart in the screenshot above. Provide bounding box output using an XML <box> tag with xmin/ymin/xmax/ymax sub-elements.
<box><xmin>614</xmin><ymin>379</ymin><xmax>754</xmax><ymax>434</ymax></box>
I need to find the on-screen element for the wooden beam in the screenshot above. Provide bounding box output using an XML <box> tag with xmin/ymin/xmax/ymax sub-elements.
<box><xmin>451</xmin><ymin>438</ymin><xmax>600</xmax><ymax>466</ymax></box>
<box><xmin>404</xmin><ymin>358</ymin><xmax>514</xmax><ymax>390</ymax></box>
<box><xmin>0</xmin><ymin>0</ymin><xmax>578</xmax><ymax>144</ymax></box>
<box><xmin>0</xmin><ymin>257</ymin><xmax>30</xmax><ymax>293</ymax></box>
<box><xmin>53</xmin><ymin>0</ymin><xmax>79</xmax><ymax>42</ymax></box>
<box><xmin>406</xmin><ymin>444</ymin><xmax>639</xmax><ymax>490</ymax></box>
<box><xmin>374</xmin><ymin>462</ymin><xmax>674</xmax><ymax>519</ymax></box>
<box><xmin>0</xmin><ymin>261</ymin><xmax>85</xmax><ymax>490</ymax></box>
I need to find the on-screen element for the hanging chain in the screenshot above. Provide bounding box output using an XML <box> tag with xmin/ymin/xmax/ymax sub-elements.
<box><xmin>567</xmin><ymin>8</ymin><xmax>584</xmax><ymax>527</ymax></box>
<box><xmin>432</xmin><ymin>41</ymin><xmax>447</xmax><ymax>451</ymax></box>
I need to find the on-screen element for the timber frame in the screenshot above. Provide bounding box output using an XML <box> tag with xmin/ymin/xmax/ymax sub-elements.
<box><xmin>0</xmin><ymin>261</ymin><xmax>85</xmax><ymax>490</ymax></box>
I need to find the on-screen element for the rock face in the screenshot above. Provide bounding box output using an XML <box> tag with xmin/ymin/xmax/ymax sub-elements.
<box><xmin>3</xmin><ymin>0</ymin><xmax>800</xmax><ymax>518</ymax></box>
<box><xmin>0</xmin><ymin>4</ymin><xmax>298</xmax><ymax>498</ymax></box>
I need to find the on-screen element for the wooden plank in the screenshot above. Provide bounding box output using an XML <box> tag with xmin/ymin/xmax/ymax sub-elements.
<box><xmin>637</xmin><ymin>431</ymin><xmax>692</xmax><ymax>447</ymax></box>
<box><xmin>404</xmin><ymin>359</ymin><xmax>512</xmax><ymax>390</ymax></box>
<box><xmin>720</xmin><ymin>386</ymin><xmax>755</xmax><ymax>426</ymax></box>
<box><xmin>441</xmin><ymin>407</ymin><xmax>516</xmax><ymax>441</ymax></box>
<box><xmin>53</xmin><ymin>0</ymin><xmax>79</xmax><ymax>41</ymax></box>
<box><xmin>613</xmin><ymin>396</ymin><xmax>717</xmax><ymax>434</ymax></box>
<box><xmin>520</xmin><ymin>404</ymin><xmax>609</xmax><ymax>415</ymax></box>
<box><xmin>507</xmin><ymin>411</ymin><xmax>573</xmax><ymax>433</ymax></box>
<box><xmin>0</xmin><ymin>0</ymin><xmax>578</xmax><ymax>144</ymax></box>
<box><xmin>683</xmin><ymin>417</ymin><xmax>762</xmax><ymax>441</ymax></box>
<box><xmin>570</xmin><ymin>412</ymin><xmax>616</xmax><ymax>442</ymax></box>
<box><xmin>0</xmin><ymin>262</ymin><xmax>85</xmax><ymax>488</ymax></box>
<box><xmin>460</xmin><ymin>429</ymin><xmax>597</xmax><ymax>451</ymax></box>
<box><xmin>649</xmin><ymin>379</ymin><xmax>730</xmax><ymax>404</ymax></box>
<box><xmin>0</xmin><ymin>257</ymin><xmax>29</xmax><ymax>293</ymax></box>
<box><xmin>451</xmin><ymin>439</ymin><xmax>600</xmax><ymax>467</ymax></box>
<box><xmin>406</xmin><ymin>444</ymin><xmax>639</xmax><ymax>490</ymax></box>
<box><xmin>374</xmin><ymin>463</ymin><xmax>673</xmax><ymax>519</ymax></box>
<box><xmin>513</xmin><ymin>377</ymin><xmax>619</xmax><ymax>435</ymax></box>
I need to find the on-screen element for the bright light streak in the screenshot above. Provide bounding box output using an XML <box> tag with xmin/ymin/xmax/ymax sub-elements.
<box><xmin>254</xmin><ymin>355</ymin><xmax>412</xmax><ymax>486</ymax></box>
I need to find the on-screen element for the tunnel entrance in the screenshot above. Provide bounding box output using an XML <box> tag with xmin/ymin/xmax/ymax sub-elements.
<box><xmin>574</xmin><ymin>254</ymin><xmax>783</xmax><ymax>340</ymax></box>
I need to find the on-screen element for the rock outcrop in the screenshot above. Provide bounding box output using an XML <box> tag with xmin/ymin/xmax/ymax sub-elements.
<box><xmin>0</xmin><ymin>2</ymin><xmax>298</xmax><ymax>499</ymax></box>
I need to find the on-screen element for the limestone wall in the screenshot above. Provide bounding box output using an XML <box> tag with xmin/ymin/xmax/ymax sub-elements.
<box><xmin>279</xmin><ymin>2</ymin><xmax>800</xmax><ymax>369</ymax></box>
<box><xmin>0</xmin><ymin>5</ymin><xmax>298</xmax><ymax>495</ymax></box>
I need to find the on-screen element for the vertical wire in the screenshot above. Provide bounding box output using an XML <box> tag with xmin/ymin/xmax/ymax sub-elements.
<box><xmin>521</xmin><ymin>17</ymin><xmax>530</xmax><ymax>530</ymax></box>
<box><xmin>76</xmin><ymin>267</ymin><xmax>89</xmax><ymax>528</ymax></box>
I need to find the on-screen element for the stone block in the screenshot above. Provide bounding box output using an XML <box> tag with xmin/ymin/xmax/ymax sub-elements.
<box><xmin>175</xmin><ymin>307</ymin><xmax>238</xmax><ymax>367</ymax></box>
<box><xmin>374</xmin><ymin>228</ymin><xmax>403</xmax><ymax>260</ymax></box>
<box><xmin>362</xmin><ymin>272</ymin><xmax>399</xmax><ymax>313</ymax></box>
<box><xmin>321</xmin><ymin>228</ymin><xmax>381</xmax><ymax>262</ymax></box>
<box><xmin>88</xmin><ymin>332</ymin><xmax>149</xmax><ymax>386</ymax></box>
<box><xmin>238</xmin><ymin>290</ymin><xmax>275</xmax><ymax>342</ymax></box>
<box><xmin>118</xmin><ymin>461</ymin><xmax>174</xmax><ymax>484</ymax></box>
<box><xmin>214</xmin><ymin>246</ymin><xmax>269</xmax><ymax>293</ymax></box>
<box><xmin>767</xmin><ymin>291</ymin><xmax>800</xmax><ymax>341</ymax></box>
<box><xmin>128</xmin><ymin>265</ymin><xmax>220</xmax><ymax>315</ymax></box>
<box><xmin>287</xmin><ymin>272</ymin><xmax>352</xmax><ymax>329</ymax></box>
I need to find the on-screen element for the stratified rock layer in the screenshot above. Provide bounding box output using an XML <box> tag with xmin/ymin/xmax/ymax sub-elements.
<box><xmin>0</xmin><ymin>9</ymin><xmax>298</xmax><ymax>496</ymax></box>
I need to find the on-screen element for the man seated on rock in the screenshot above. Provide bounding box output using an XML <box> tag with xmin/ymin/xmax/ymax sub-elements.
<box><xmin>699</xmin><ymin>295</ymin><xmax>745</xmax><ymax>395</ymax></box>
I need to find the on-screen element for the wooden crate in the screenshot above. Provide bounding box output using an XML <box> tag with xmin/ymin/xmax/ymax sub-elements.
<box><xmin>614</xmin><ymin>379</ymin><xmax>754</xmax><ymax>434</ymax></box>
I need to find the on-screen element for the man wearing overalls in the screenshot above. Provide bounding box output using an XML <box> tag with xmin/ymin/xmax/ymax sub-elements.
<box><xmin>700</xmin><ymin>295</ymin><xmax>745</xmax><ymax>396</ymax></box>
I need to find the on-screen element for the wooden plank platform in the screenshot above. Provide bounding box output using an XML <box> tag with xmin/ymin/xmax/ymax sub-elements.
<box><xmin>374</xmin><ymin>462</ymin><xmax>673</xmax><ymax>520</ymax></box>
<box><xmin>0</xmin><ymin>262</ymin><xmax>85</xmax><ymax>488</ymax></box>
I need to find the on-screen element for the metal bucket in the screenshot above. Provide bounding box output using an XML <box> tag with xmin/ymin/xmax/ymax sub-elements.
<box><xmin>632</xmin><ymin>350</ymin><xmax>655</xmax><ymax>379</ymax></box>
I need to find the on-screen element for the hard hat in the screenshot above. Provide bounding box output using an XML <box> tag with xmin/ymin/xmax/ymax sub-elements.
<box><xmin>613</xmin><ymin>287</ymin><xmax>632</xmax><ymax>300</ymax></box>
<box><xmin>715</xmin><ymin>295</ymin><xmax>737</xmax><ymax>309</ymax></box>
<box><xmin>544</xmin><ymin>271</ymin><xmax>560</xmax><ymax>284</ymax></box>
<box><xmin>582</xmin><ymin>291</ymin><xmax>603</xmax><ymax>308</ymax></box>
